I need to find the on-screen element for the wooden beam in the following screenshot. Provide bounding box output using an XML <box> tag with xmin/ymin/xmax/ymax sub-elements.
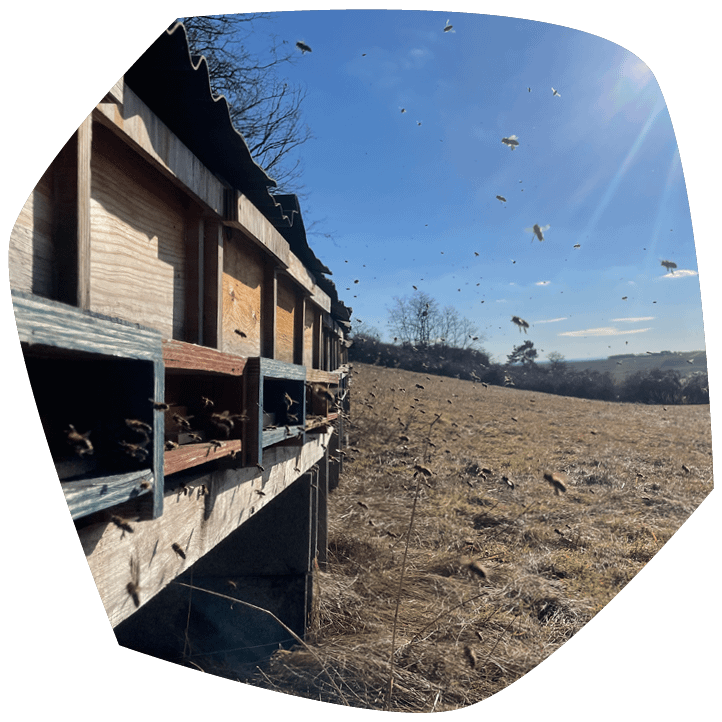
<box><xmin>79</xmin><ymin>432</ymin><xmax>331</xmax><ymax>627</ymax></box>
<box><xmin>184</xmin><ymin>211</ymin><xmax>203</xmax><ymax>345</ymax></box>
<box><xmin>162</xmin><ymin>339</ymin><xmax>247</xmax><ymax>376</ymax></box>
<box><xmin>294</xmin><ymin>294</ymin><xmax>306</xmax><ymax>366</ymax></box>
<box><xmin>76</xmin><ymin>116</ymin><xmax>92</xmax><ymax>310</ymax></box>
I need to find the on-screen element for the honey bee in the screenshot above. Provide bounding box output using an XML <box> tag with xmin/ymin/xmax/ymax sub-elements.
<box><xmin>525</xmin><ymin>223</ymin><xmax>550</xmax><ymax>242</ymax></box>
<box><xmin>496</xmin><ymin>195</ymin><xmax>507</xmax><ymax>202</ymax></box>
<box><xmin>255</xmin><ymin>489</ymin><xmax>266</xmax><ymax>496</ymax></box>
<box><xmin>501</xmin><ymin>135</ymin><xmax>519</xmax><ymax>150</ymax></box>
<box><xmin>208</xmin><ymin>439</ymin><xmax>222</xmax><ymax>449</ymax></box>
<box><xmin>118</xmin><ymin>440</ymin><xmax>149</xmax><ymax>462</ymax></box>
<box><xmin>200</xmin><ymin>396</ymin><xmax>214</xmax><ymax>408</ymax></box>
<box><xmin>165</xmin><ymin>440</ymin><xmax>179</xmax><ymax>451</ymax></box>
<box><xmin>149</xmin><ymin>399</ymin><xmax>170</xmax><ymax>410</ymax></box>
<box><xmin>173</xmin><ymin>413</ymin><xmax>194</xmax><ymax>430</ymax></box>
<box><xmin>171</xmin><ymin>542</ymin><xmax>186</xmax><ymax>559</ymax></box>
<box><xmin>295</xmin><ymin>40</ymin><xmax>312</xmax><ymax>54</ymax></box>
<box><xmin>127</xmin><ymin>557</ymin><xmax>141</xmax><ymax>608</ymax></box>
<box><xmin>125</xmin><ymin>419</ymin><xmax>152</xmax><ymax>434</ymax></box>
<box><xmin>462</xmin><ymin>556</ymin><xmax>490</xmax><ymax>581</ymax></box>
<box><xmin>65</xmin><ymin>424</ymin><xmax>93</xmax><ymax>457</ymax></box>
<box><xmin>463</xmin><ymin>645</ymin><xmax>478</xmax><ymax>669</ymax></box>
<box><xmin>511</xmin><ymin>316</ymin><xmax>530</xmax><ymax>333</ymax></box>
<box><xmin>234</xmin><ymin>329</ymin><xmax>247</xmax><ymax>337</ymax></box>
<box><xmin>110</xmin><ymin>515</ymin><xmax>134</xmax><ymax>533</ymax></box>
<box><xmin>256</xmin><ymin>463</ymin><xmax>265</xmax><ymax>472</ymax></box>
<box><xmin>543</xmin><ymin>471</ymin><xmax>567</xmax><ymax>495</ymax></box>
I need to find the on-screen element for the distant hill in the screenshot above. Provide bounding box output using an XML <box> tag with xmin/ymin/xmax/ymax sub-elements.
<box><xmin>546</xmin><ymin>350</ymin><xmax>707</xmax><ymax>382</ymax></box>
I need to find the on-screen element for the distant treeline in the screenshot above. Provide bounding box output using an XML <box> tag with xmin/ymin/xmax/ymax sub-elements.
<box><xmin>348</xmin><ymin>335</ymin><xmax>709</xmax><ymax>405</ymax></box>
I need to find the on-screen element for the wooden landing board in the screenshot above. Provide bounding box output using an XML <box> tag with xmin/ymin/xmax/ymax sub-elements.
<box><xmin>79</xmin><ymin>432</ymin><xmax>331</xmax><ymax>627</ymax></box>
<box><xmin>164</xmin><ymin>439</ymin><xmax>242</xmax><ymax>476</ymax></box>
<box><xmin>63</xmin><ymin>470</ymin><xmax>154</xmax><ymax>520</ymax></box>
<box><xmin>162</xmin><ymin>339</ymin><xmax>246</xmax><ymax>375</ymax></box>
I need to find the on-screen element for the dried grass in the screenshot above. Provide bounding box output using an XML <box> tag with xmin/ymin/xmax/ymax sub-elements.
<box><xmin>237</xmin><ymin>363</ymin><xmax>712</xmax><ymax>710</ymax></box>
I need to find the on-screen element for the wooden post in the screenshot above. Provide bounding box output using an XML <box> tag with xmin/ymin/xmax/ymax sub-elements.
<box><xmin>294</xmin><ymin>294</ymin><xmax>306</xmax><ymax>366</ymax></box>
<box><xmin>53</xmin><ymin>115</ymin><xmax>92</xmax><ymax>308</ymax></box>
<box><xmin>203</xmin><ymin>219</ymin><xmax>223</xmax><ymax>349</ymax></box>
<box><xmin>184</xmin><ymin>211</ymin><xmax>203</xmax><ymax>345</ymax></box>
<box><xmin>316</xmin><ymin>451</ymin><xmax>329</xmax><ymax>569</ymax></box>
<box><xmin>262</xmin><ymin>261</ymin><xmax>277</xmax><ymax>359</ymax></box>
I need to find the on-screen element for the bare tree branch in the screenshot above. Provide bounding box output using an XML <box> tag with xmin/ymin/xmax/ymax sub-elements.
<box><xmin>179</xmin><ymin>13</ymin><xmax>312</xmax><ymax>193</ymax></box>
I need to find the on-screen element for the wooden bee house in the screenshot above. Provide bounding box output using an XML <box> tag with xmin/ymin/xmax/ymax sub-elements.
<box><xmin>8</xmin><ymin>22</ymin><xmax>351</xmax><ymax>638</ymax></box>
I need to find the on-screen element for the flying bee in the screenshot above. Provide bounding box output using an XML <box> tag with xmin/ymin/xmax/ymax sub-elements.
<box><xmin>464</xmin><ymin>645</ymin><xmax>478</xmax><ymax>669</ymax></box>
<box><xmin>543</xmin><ymin>471</ymin><xmax>568</xmax><ymax>495</ymax></box>
<box><xmin>552</xmin><ymin>87</ymin><xmax>561</xmax><ymax>97</ymax></box>
<box><xmin>118</xmin><ymin>440</ymin><xmax>149</xmax><ymax>462</ymax></box>
<box><xmin>65</xmin><ymin>424</ymin><xmax>93</xmax><ymax>457</ymax></box>
<box><xmin>256</xmin><ymin>463</ymin><xmax>265</xmax><ymax>472</ymax></box>
<box><xmin>110</xmin><ymin>515</ymin><xmax>134</xmax><ymax>533</ymax></box>
<box><xmin>573</xmin><ymin>243</ymin><xmax>581</xmax><ymax>248</ymax></box>
<box><xmin>234</xmin><ymin>329</ymin><xmax>247</xmax><ymax>337</ymax></box>
<box><xmin>125</xmin><ymin>419</ymin><xmax>152</xmax><ymax>435</ymax></box>
<box><xmin>165</xmin><ymin>440</ymin><xmax>179</xmax><ymax>451</ymax></box>
<box><xmin>188</xmin><ymin>433</ymin><xmax>203</xmax><ymax>442</ymax></box>
<box><xmin>171</xmin><ymin>542</ymin><xmax>186</xmax><ymax>559</ymax></box>
<box><xmin>443</xmin><ymin>19</ymin><xmax>455</xmax><ymax>33</ymax></box>
<box><xmin>461</xmin><ymin>556</ymin><xmax>490</xmax><ymax>581</ymax></box>
<box><xmin>149</xmin><ymin>399</ymin><xmax>170</xmax><ymax>410</ymax></box>
<box><xmin>200</xmin><ymin>396</ymin><xmax>214</xmax><ymax>409</ymax></box>
<box><xmin>255</xmin><ymin>489</ymin><xmax>266</xmax><ymax>496</ymax></box>
<box><xmin>511</xmin><ymin>315</ymin><xmax>530</xmax><ymax>334</ymax></box>
<box><xmin>496</xmin><ymin>195</ymin><xmax>507</xmax><ymax>203</ymax></box>
<box><xmin>501</xmin><ymin>135</ymin><xmax>519</xmax><ymax>150</ymax></box>
<box><xmin>295</xmin><ymin>40</ymin><xmax>312</xmax><ymax>53</ymax></box>
<box><xmin>661</xmin><ymin>259</ymin><xmax>677</xmax><ymax>274</ymax></box>
<box><xmin>127</xmin><ymin>556</ymin><xmax>141</xmax><ymax>608</ymax></box>
<box><xmin>208</xmin><ymin>439</ymin><xmax>222</xmax><ymax>449</ymax></box>
<box><xmin>525</xmin><ymin>223</ymin><xmax>550</xmax><ymax>242</ymax></box>
<box><xmin>283</xmin><ymin>391</ymin><xmax>297</xmax><ymax>409</ymax></box>
<box><xmin>173</xmin><ymin>413</ymin><xmax>194</xmax><ymax>430</ymax></box>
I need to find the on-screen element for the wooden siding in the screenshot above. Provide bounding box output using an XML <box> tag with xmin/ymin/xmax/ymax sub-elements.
<box><xmin>303</xmin><ymin>302</ymin><xmax>315</xmax><ymax>368</ymax></box>
<box><xmin>276</xmin><ymin>275</ymin><xmax>297</xmax><ymax>364</ymax></box>
<box><xmin>89</xmin><ymin>125</ymin><xmax>186</xmax><ymax>340</ymax></box>
<box><xmin>9</xmin><ymin>165</ymin><xmax>54</xmax><ymax>296</ymax></box>
<box><xmin>222</xmin><ymin>232</ymin><xmax>264</xmax><ymax>357</ymax></box>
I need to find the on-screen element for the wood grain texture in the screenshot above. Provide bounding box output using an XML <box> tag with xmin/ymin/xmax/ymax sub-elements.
<box><xmin>63</xmin><ymin>469</ymin><xmax>154</xmax><ymax>520</ymax></box>
<box><xmin>79</xmin><ymin>432</ymin><xmax>331</xmax><ymax>627</ymax></box>
<box><xmin>222</xmin><ymin>232</ymin><xmax>263</xmax><ymax>357</ymax></box>
<box><xmin>303</xmin><ymin>302</ymin><xmax>315</xmax><ymax>368</ymax></box>
<box><xmin>276</xmin><ymin>274</ymin><xmax>296</xmax><ymax>365</ymax></box>
<box><xmin>164</xmin><ymin>439</ymin><xmax>242</xmax><ymax>476</ymax></box>
<box><xmin>9</xmin><ymin>164</ymin><xmax>55</xmax><ymax>296</ymax></box>
<box><xmin>89</xmin><ymin>136</ymin><xmax>186</xmax><ymax>339</ymax></box>
<box><xmin>162</xmin><ymin>339</ymin><xmax>247</xmax><ymax>375</ymax></box>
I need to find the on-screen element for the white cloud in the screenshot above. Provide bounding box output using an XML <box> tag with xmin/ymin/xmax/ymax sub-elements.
<box><xmin>611</xmin><ymin>316</ymin><xmax>655</xmax><ymax>322</ymax></box>
<box><xmin>661</xmin><ymin>269</ymin><xmax>699</xmax><ymax>278</ymax></box>
<box><xmin>536</xmin><ymin>317</ymin><xmax>567</xmax><ymax>324</ymax></box>
<box><xmin>536</xmin><ymin>280</ymin><xmax>551</xmax><ymax>286</ymax></box>
<box><xmin>559</xmin><ymin>326</ymin><xmax>652</xmax><ymax>337</ymax></box>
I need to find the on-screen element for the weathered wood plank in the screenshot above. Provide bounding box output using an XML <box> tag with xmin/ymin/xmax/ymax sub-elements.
<box><xmin>226</xmin><ymin>191</ymin><xmax>290</xmax><ymax>266</ymax></box>
<box><xmin>202</xmin><ymin>219</ymin><xmax>223</xmax><ymax>349</ymax></box>
<box><xmin>276</xmin><ymin>274</ymin><xmax>296</xmax><ymax>365</ymax></box>
<box><xmin>255</xmin><ymin>356</ymin><xmax>306</xmax><ymax>381</ymax></box>
<box><xmin>79</xmin><ymin>432</ymin><xmax>331</xmax><ymax>627</ymax></box>
<box><xmin>305</xmin><ymin>369</ymin><xmax>341</xmax><ymax>384</ymax></box>
<box><xmin>221</xmin><ymin>231</ymin><xmax>263</xmax><ymax>357</ymax></box>
<box><xmin>94</xmin><ymin>87</ymin><xmax>225</xmax><ymax>215</ymax></box>
<box><xmin>261</xmin><ymin>426</ymin><xmax>304</xmax><ymax>448</ymax></box>
<box><xmin>76</xmin><ymin>116</ymin><xmax>92</xmax><ymax>310</ymax></box>
<box><xmin>261</xmin><ymin>262</ymin><xmax>276</xmax><ymax>359</ymax></box>
<box><xmin>12</xmin><ymin>290</ymin><xmax>163</xmax><ymax>361</ymax></box>
<box><xmin>89</xmin><ymin>129</ymin><xmax>186</xmax><ymax>339</ymax></box>
<box><xmin>184</xmin><ymin>211</ymin><xmax>203</xmax><ymax>345</ymax></box>
<box><xmin>162</xmin><ymin>339</ymin><xmax>247</xmax><ymax>375</ymax></box>
<box><xmin>164</xmin><ymin>439</ymin><xmax>242</xmax><ymax>476</ymax></box>
<box><xmin>63</xmin><ymin>469</ymin><xmax>154</xmax><ymax>520</ymax></box>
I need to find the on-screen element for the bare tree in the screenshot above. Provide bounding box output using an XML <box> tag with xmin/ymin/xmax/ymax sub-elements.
<box><xmin>437</xmin><ymin>305</ymin><xmax>481</xmax><ymax>350</ymax></box>
<box><xmin>387</xmin><ymin>291</ymin><xmax>440</xmax><ymax>347</ymax></box>
<box><xmin>179</xmin><ymin>13</ymin><xmax>312</xmax><ymax>192</ymax></box>
<box><xmin>387</xmin><ymin>291</ymin><xmax>479</xmax><ymax>349</ymax></box>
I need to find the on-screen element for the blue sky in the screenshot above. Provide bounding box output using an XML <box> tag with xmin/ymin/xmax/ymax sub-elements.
<box><xmin>231</xmin><ymin>10</ymin><xmax>703</xmax><ymax>362</ymax></box>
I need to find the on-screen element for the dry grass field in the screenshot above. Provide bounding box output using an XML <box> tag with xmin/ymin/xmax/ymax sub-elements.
<box><xmin>239</xmin><ymin>362</ymin><xmax>713</xmax><ymax>711</ymax></box>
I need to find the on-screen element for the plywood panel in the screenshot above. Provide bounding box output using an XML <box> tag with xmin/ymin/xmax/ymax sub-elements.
<box><xmin>303</xmin><ymin>302</ymin><xmax>315</xmax><ymax>368</ymax></box>
<box><xmin>9</xmin><ymin>167</ymin><xmax>54</xmax><ymax>296</ymax></box>
<box><xmin>276</xmin><ymin>275</ymin><xmax>296</xmax><ymax>364</ymax></box>
<box><xmin>222</xmin><ymin>232</ymin><xmax>263</xmax><ymax>357</ymax></box>
<box><xmin>89</xmin><ymin>131</ymin><xmax>186</xmax><ymax>340</ymax></box>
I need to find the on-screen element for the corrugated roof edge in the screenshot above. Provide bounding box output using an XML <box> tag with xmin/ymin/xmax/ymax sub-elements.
<box><xmin>123</xmin><ymin>22</ymin><xmax>352</xmax><ymax>327</ymax></box>
<box><xmin>124</xmin><ymin>22</ymin><xmax>290</xmax><ymax>228</ymax></box>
